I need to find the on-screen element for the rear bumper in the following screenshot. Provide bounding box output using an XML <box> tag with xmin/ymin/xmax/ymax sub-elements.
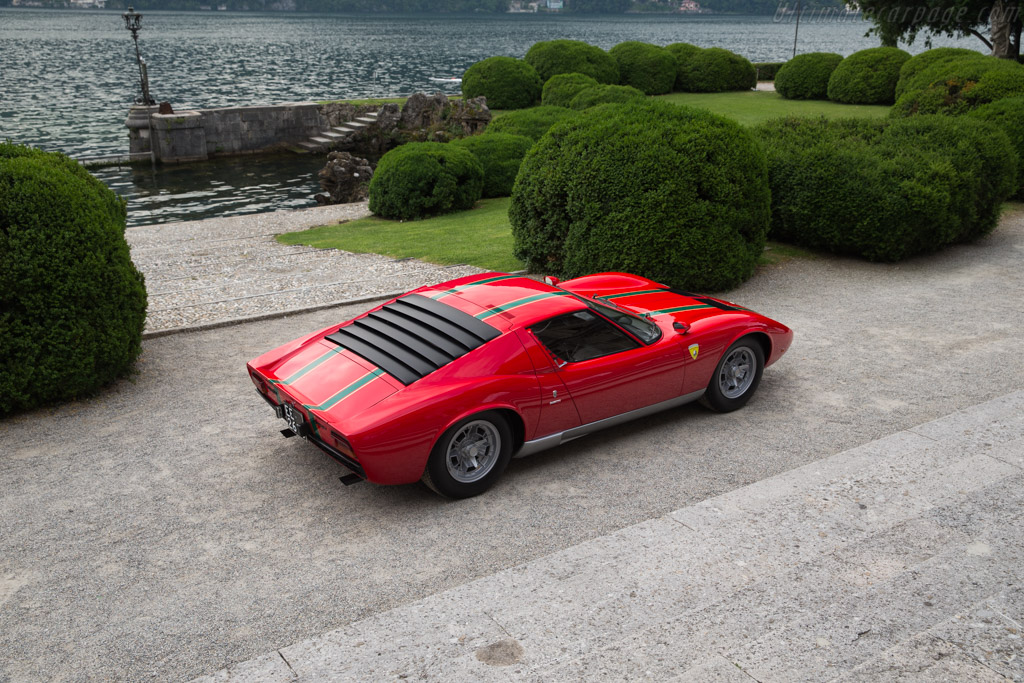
<box><xmin>257</xmin><ymin>389</ymin><xmax>366</xmax><ymax>479</ymax></box>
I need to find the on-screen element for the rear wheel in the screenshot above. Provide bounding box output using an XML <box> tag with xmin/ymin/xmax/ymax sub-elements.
<box><xmin>701</xmin><ymin>337</ymin><xmax>765</xmax><ymax>412</ymax></box>
<box><xmin>422</xmin><ymin>411</ymin><xmax>512</xmax><ymax>499</ymax></box>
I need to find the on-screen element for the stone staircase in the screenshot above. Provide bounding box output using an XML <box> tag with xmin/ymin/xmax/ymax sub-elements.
<box><xmin>294</xmin><ymin>111</ymin><xmax>379</xmax><ymax>154</ymax></box>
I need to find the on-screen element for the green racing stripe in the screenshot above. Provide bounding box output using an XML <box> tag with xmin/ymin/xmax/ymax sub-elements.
<box><xmin>429</xmin><ymin>273</ymin><xmax>520</xmax><ymax>299</ymax></box>
<box><xmin>596</xmin><ymin>288</ymin><xmax>667</xmax><ymax>300</ymax></box>
<box><xmin>304</xmin><ymin>368</ymin><xmax>386</xmax><ymax>413</ymax></box>
<box><xmin>648</xmin><ymin>304</ymin><xmax>714</xmax><ymax>315</ymax></box>
<box><xmin>475</xmin><ymin>291</ymin><xmax>572</xmax><ymax>320</ymax></box>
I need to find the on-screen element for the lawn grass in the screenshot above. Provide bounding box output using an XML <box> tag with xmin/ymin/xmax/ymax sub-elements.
<box><xmin>654</xmin><ymin>91</ymin><xmax>891</xmax><ymax>127</ymax></box>
<box><xmin>278</xmin><ymin>197</ymin><xmax>522</xmax><ymax>272</ymax></box>
<box><xmin>280</xmin><ymin>195</ymin><xmax>814</xmax><ymax>274</ymax></box>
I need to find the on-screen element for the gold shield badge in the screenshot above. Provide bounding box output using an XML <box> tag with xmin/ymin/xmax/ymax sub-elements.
<box><xmin>688</xmin><ymin>343</ymin><xmax>699</xmax><ymax>360</ymax></box>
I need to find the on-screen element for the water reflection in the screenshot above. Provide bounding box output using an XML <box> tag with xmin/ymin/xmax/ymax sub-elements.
<box><xmin>92</xmin><ymin>153</ymin><xmax>323</xmax><ymax>227</ymax></box>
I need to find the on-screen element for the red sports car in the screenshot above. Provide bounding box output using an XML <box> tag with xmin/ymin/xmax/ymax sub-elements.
<box><xmin>247</xmin><ymin>272</ymin><xmax>793</xmax><ymax>498</ymax></box>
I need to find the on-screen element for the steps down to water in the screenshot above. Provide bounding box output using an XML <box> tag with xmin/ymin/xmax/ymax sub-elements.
<box><xmin>294</xmin><ymin>112</ymin><xmax>379</xmax><ymax>154</ymax></box>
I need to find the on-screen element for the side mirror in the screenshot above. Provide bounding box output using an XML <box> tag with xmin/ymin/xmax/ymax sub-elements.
<box><xmin>544</xmin><ymin>275</ymin><xmax>561</xmax><ymax>286</ymax></box>
<box><xmin>673</xmin><ymin>321</ymin><xmax>690</xmax><ymax>335</ymax></box>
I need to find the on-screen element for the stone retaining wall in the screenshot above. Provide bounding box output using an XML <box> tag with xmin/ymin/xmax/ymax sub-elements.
<box><xmin>128</xmin><ymin>101</ymin><xmax>374</xmax><ymax>164</ymax></box>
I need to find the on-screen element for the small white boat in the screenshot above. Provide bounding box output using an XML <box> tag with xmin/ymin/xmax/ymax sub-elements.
<box><xmin>428</xmin><ymin>77</ymin><xmax>462</xmax><ymax>83</ymax></box>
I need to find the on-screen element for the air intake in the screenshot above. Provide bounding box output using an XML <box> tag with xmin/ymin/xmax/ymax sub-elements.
<box><xmin>325</xmin><ymin>294</ymin><xmax>501</xmax><ymax>385</ymax></box>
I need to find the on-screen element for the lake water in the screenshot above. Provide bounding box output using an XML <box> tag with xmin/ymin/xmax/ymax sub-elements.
<box><xmin>1</xmin><ymin>9</ymin><xmax>979</xmax><ymax>226</ymax></box>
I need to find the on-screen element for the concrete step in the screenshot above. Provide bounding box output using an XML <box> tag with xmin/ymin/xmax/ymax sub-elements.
<box><xmin>331</xmin><ymin>125</ymin><xmax>360</xmax><ymax>134</ymax></box>
<box><xmin>353</xmin><ymin>116</ymin><xmax>377</xmax><ymax>125</ymax></box>
<box><xmin>319</xmin><ymin>130</ymin><xmax>346</xmax><ymax>140</ymax></box>
<box><xmin>308</xmin><ymin>136</ymin><xmax>333</xmax><ymax>145</ymax></box>
<box><xmin>296</xmin><ymin>141</ymin><xmax>323</xmax><ymax>152</ymax></box>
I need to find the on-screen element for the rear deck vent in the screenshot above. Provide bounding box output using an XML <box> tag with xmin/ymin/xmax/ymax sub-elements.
<box><xmin>325</xmin><ymin>294</ymin><xmax>501</xmax><ymax>385</ymax></box>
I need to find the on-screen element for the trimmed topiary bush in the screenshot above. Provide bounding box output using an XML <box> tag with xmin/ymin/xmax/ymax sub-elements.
<box><xmin>450</xmin><ymin>133</ymin><xmax>535</xmax><ymax>198</ymax></box>
<box><xmin>968</xmin><ymin>96</ymin><xmax>1024</xmax><ymax>198</ymax></box>
<box><xmin>510</xmin><ymin>100</ymin><xmax>770</xmax><ymax>291</ymax></box>
<box><xmin>461</xmin><ymin>56</ymin><xmax>542</xmax><ymax>110</ymax></box>
<box><xmin>0</xmin><ymin>143</ymin><xmax>147</xmax><ymax>416</ymax></box>
<box><xmin>827</xmin><ymin>47</ymin><xmax>910</xmax><ymax>104</ymax></box>
<box><xmin>524</xmin><ymin>39</ymin><xmax>619</xmax><ymax>85</ymax></box>
<box><xmin>754</xmin><ymin>61</ymin><xmax>786</xmax><ymax>81</ymax></box>
<box><xmin>666</xmin><ymin>42</ymin><xmax>703</xmax><ymax>90</ymax></box>
<box><xmin>775</xmin><ymin>52</ymin><xmax>843</xmax><ymax>100</ymax></box>
<box><xmin>542</xmin><ymin>72</ymin><xmax>599</xmax><ymax>107</ymax></box>
<box><xmin>368</xmin><ymin>142</ymin><xmax>483</xmax><ymax>220</ymax></box>
<box><xmin>485</xmin><ymin>105</ymin><xmax>578</xmax><ymax>141</ymax></box>
<box><xmin>896</xmin><ymin>47</ymin><xmax>984</xmax><ymax>99</ymax></box>
<box><xmin>677</xmin><ymin>47</ymin><xmax>757</xmax><ymax>93</ymax></box>
<box><xmin>754</xmin><ymin>116</ymin><xmax>1016</xmax><ymax>261</ymax></box>
<box><xmin>608</xmin><ymin>41</ymin><xmax>677</xmax><ymax>95</ymax></box>
<box><xmin>568</xmin><ymin>84</ymin><xmax>646</xmax><ymax>110</ymax></box>
<box><xmin>892</xmin><ymin>56</ymin><xmax>1024</xmax><ymax>116</ymax></box>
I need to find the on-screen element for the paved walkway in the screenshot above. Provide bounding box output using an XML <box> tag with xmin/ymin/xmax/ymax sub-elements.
<box><xmin>198</xmin><ymin>391</ymin><xmax>1024</xmax><ymax>682</ymax></box>
<box><xmin>126</xmin><ymin>203</ymin><xmax>482</xmax><ymax>334</ymax></box>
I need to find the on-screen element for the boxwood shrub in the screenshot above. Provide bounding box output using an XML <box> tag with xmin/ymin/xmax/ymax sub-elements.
<box><xmin>0</xmin><ymin>143</ymin><xmax>147</xmax><ymax>415</ymax></box>
<box><xmin>827</xmin><ymin>47</ymin><xmax>910</xmax><ymax>104</ymax></box>
<box><xmin>568</xmin><ymin>84</ymin><xmax>645</xmax><ymax>110</ymax></box>
<box><xmin>895</xmin><ymin>47</ymin><xmax>984</xmax><ymax>99</ymax></box>
<box><xmin>775</xmin><ymin>52</ymin><xmax>843</xmax><ymax>100</ymax></box>
<box><xmin>892</xmin><ymin>55</ymin><xmax>1024</xmax><ymax>116</ymax></box>
<box><xmin>461</xmin><ymin>56</ymin><xmax>542</xmax><ymax>110</ymax></box>
<box><xmin>666</xmin><ymin>42</ymin><xmax>703</xmax><ymax>90</ymax></box>
<box><xmin>542</xmin><ymin>72</ymin><xmax>599</xmax><ymax>107</ymax></box>
<box><xmin>608</xmin><ymin>41</ymin><xmax>677</xmax><ymax>95</ymax></box>
<box><xmin>754</xmin><ymin>61</ymin><xmax>786</xmax><ymax>81</ymax></box>
<box><xmin>968</xmin><ymin>96</ymin><xmax>1024</xmax><ymax>198</ymax></box>
<box><xmin>485</xmin><ymin>105</ymin><xmax>577</xmax><ymax>141</ymax></box>
<box><xmin>524</xmin><ymin>39</ymin><xmax>619</xmax><ymax>85</ymax></box>
<box><xmin>368</xmin><ymin>142</ymin><xmax>483</xmax><ymax>220</ymax></box>
<box><xmin>450</xmin><ymin>133</ymin><xmax>534</xmax><ymax>198</ymax></box>
<box><xmin>754</xmin><ymin>116</ymin><xmax>1016</xmax><ymax>261</ymax></box>
<box><xmin>677</xmin><ymin>47</ymin><xmax>757</xmax><ymax>93</ymax></box>
<box><xmin>510</xmin><ymin>100</ymin><xmax>770</xmax><ymax>291</ymax></box>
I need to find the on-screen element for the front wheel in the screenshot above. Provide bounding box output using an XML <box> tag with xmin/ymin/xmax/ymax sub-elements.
<box><xmin>422</xmin><ymin>411</ymin><xmax>512</xmax><ymax>499</ymax></box>
<box><xmin>701</xmin><ymin>337</ymin><xmax>765</xmax><ymax>412</ymax></box>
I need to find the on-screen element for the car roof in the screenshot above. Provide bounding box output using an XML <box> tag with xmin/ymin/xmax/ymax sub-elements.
<box><xmin>417</xmin><ymin>273</ymin><xmax>588</xmax><ymax>331</ymax></box>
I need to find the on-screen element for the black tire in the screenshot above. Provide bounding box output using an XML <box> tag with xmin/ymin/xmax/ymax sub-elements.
<box><xmin>422</xmin><ymin>411</ymin><xmax>513</xmax><ymax>499</ymax></box>
<box><xmin>701</xmin><ymin>336</ymin><xmax>765</xmax><ymax>413</ymax></box>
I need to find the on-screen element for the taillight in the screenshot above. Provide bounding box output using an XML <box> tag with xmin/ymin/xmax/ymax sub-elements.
<box><xmin>330</xmin><ymin>430</ymin><xmax>354</xmax><ymax>457</ymax></box>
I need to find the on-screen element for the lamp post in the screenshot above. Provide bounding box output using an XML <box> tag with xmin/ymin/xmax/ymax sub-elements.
<box><xmin>122</xmin><ymin>6</ymin><xmax>156</xmax><ymax>167</ymax></box>
<box><xmin>122</xmin><ymin>7</ymin><xmax>152</xmax><ymax>106</ymax></box>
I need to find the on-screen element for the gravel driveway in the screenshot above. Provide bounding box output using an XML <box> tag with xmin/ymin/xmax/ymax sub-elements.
<box><xmin>1</xmin><ymin>205</ymin><xmax>1022</xmax><ymax>681</ymax></box>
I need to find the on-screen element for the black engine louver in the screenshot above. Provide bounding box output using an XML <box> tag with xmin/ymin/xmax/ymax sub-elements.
<box><xmin>325</xmin><ymin>294</ymin><xmax>501</xmax><ymax>385</ymax></box>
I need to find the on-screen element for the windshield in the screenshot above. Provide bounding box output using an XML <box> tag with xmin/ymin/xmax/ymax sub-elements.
<box><xmin>578</xmin><ymin>296</ymin><xmax>662</xmax><ymax>344</ymax></box>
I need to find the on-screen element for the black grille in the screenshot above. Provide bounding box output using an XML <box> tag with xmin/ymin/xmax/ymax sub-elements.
<box><xmin>325</xmin><ymin>294</ymin><xmax>501</xmax><ymax>385</ymax></box>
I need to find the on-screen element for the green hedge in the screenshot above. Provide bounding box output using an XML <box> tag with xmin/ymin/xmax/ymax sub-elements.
<box><xmin>568</xmin><ymin>84</ymin><xmax>646</xmax><ymax>110</ymax></box>
<box><xmin>368</xmin><ymin>142</ymin><xmax>483</xmax><ymax>220</ymax></box>
<box><xmin>892</xmin><ymin>55</ymin><xmax>1024</xmax><ymax>116</ymax></box>
<box><xmin>754</xmin><ymin>116</ymin><xmax>1016</xmax><ymax>261</ymax></box>
<box><xmin>666</xmin><ymin>42</ymin><xmax>703</xmax><ymax>90</ymax></box>
<box><xmin>450</xmin><ymin>133</ymin><xmax>535</xmax><ymax>198</ymax></box>
<box><xmin>754</xmin><ymin>61</ymin><xmax>786</xmax><ymax>81</ymax></box>
<box><xmin>677</xmin><ymin>47</ymin><xmax>757</xmax><ymax>93</ymax></box>
<box><xmin>896</xmin><ymin>47</ymin><xmax>984</xmax><ymax>99</ymax></box>
<box><xmin>524</xmin><ymin>39</ymin><xmax>619</xmax><ymax>85</ymax></box>
<box><xmin>775</xmin><ymin>52</ymin><xmax>843</xmax><ymax>100</ymax></box>
<box><xmin>827</xmin><ymin>47</ymin><xmax>910</xmax><ymax>104</ymax></box>
<box><xmin>0</xmin><ymin>144</ymin><xmax>147</xmax><ymax>415</ymax></box>
<box><xmin>608</xmin><ymin>41</ymin><xmax>677</xmax><ymax>95</ymax></box>
<box><xmin>461</xmin><ymin>56</ymin><xmax>542</xmax><ymax>110</ymax></box>
<box><xmin>968</xmin><ymin>96</ymin><xmax>1024</xmax><ymax>198</ymax></box>
<box><xmin>485</xmin><ymin>105</ymin><xmax>578</xmax><ymax>141</ymax></box>
<box><xmin>510</xmin><ymin>100</ymin><xmax>770</xmax><ymax>291</ymax></box>
<box><xmin>541</xmin><ymin>72</ymin><xmax>599</xmax><ymax>107</ymax></box>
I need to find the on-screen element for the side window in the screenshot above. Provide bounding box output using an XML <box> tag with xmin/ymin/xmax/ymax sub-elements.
<box><xmin>531</xmin><ymin>310</ymin><xmax>640</xmax><ymax>363</ymax></box>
